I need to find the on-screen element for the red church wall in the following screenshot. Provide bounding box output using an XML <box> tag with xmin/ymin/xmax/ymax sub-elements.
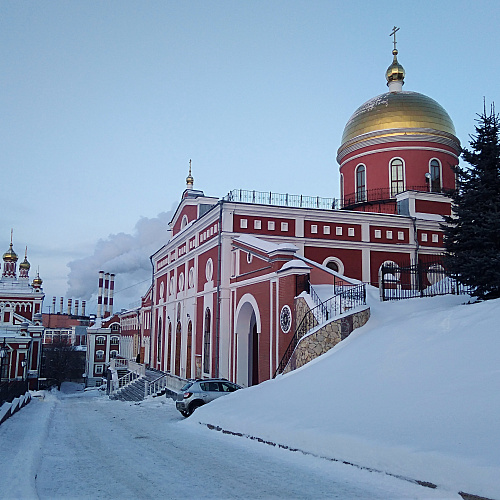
<box><xmin>237</xmin><ymin>249</ymin><xmax>272</xmax><ymax>279</ymax></box>
<box><xmin>417</xmin><ymin>229</ymin><xmax>443</xmax><ymax>248</ymax></box>
<box><xmin>172</xmin><ymin>205</ymin><xmax>198</xmax><ymax>236</ymax></box>
<box><xmin>304</xmin><ymin>221</ymin><xmax>362</xmax><ymax>241</ymax></box>
<box><xmin>304</xmin><ymin>246</ymin><xmax>363</xmax><ymax>281</ymax></box>
<box><xmin>197</xmin><ymin>247</ymin><xmax>219</xmax><ymax>293</ymax></box>
<box><xmin>233</xmin><ymin>214</ymin><xmax>296</xmax><ymax>237</ymax></box>
<box><xmin>370</xmin><ymin>225</ymin><xmax>410</xmax><ymax>244</ymax></box>
<box><xmin>276</xmin><ymin>274</ymin><xmax>297</xmax><ymax>370</ymax></box>
<box><xmin>415</xmin><ymin>199</ymin><xmax>452</xmax><ymax>216</ymax></box>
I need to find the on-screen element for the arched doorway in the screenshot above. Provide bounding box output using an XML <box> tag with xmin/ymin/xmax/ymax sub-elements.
<box><xmin>157</xmin><ymin>317</ymin><xmax>162</xmax><ymax>369</ymax></box>
<box><xmin>235</xmin><ymin>295</ymin><xmax>261</xmax><ymax>387</ymax></box>
<box><xmin>175</xmin><ymin>322</ymin><xmax>181</xmax><ymax>376</ymax></box>
<box><xmin>166</xmin><ymin>322</ymin><xmax>172</xmax><ymax>372</ymax></box>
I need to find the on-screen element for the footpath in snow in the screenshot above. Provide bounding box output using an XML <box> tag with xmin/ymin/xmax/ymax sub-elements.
<box><xmin>184</xmin><ymin>291</ymin><xmax>500</xmax><ymax>500</ymax></box>
<box><xmin>0</xmin><ymin>383</ymin><xmax>457</xmax><ymax>499</ymax></box>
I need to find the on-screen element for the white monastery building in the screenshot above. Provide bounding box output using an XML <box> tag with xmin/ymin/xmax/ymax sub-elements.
<box><xmin>0</xmin><ymin>233</ymin><xmax>44</xmax><ymax>391</ymax></box>
<box><xmin>148</xmin><ymin>39</ymin><xmax>460</xmax><ymax>388</ymax></box>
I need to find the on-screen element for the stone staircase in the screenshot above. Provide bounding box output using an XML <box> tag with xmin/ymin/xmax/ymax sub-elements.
<box><xmin>110</xmin><ymin>369</ymin><xmax>166</xmax><ymax>402</ymax></box>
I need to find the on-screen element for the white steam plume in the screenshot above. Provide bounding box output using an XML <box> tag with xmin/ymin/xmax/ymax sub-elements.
<box><xmin>66</xmin><ymin>211</ymin><xmax>173</xmax><ymax>313</ymax></box>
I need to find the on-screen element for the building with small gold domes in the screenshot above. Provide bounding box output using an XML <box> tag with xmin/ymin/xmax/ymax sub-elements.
<box><xmin>1</xmin><ymin>233</ymin><xmax>44</xmax><ymax>395</ymax></box>
<box><xmin>121</xmin><ymin>36</ymin><xmax>461</xmax><ymax>391</ymax></box>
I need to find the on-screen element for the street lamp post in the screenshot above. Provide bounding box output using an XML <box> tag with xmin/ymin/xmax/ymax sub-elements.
<box><xmin>21</xmin><ymin>359</ymin><xmax>28</xmax><ymax>394</ymax></box>
<box><xmin>1</xmin><ymin>341</ymin><xmax>9</xmax><ymax>403</ymax></box>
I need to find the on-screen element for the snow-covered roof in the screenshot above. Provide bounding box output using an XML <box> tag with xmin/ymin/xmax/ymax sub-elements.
<box><xmin>233</xmin><ymin>234</ymin><xmax>298</xmax><ymax>255</ymax></box>
<box><xmin>278</xmin><ymin>259</ymin><xmax>312</xmax><ymax>273</ymax></box>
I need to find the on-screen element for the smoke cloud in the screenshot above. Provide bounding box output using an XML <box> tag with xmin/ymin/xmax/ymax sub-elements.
<box><xmin>66</xmin><ymin>211</ymin><xmax>173</xmax><ymax>313</ymax></box>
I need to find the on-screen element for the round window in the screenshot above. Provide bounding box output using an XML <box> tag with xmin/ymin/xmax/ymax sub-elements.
<box><xmin>188</xmin><ymin>267</ymin><xmax>195</xmax><ymax>288</ymax></box>
<box><xmin>205</xmin><ymin>258</ymin><xmax>213</xmax><ymax>282</ymax></box>
<box><xmin>280</xmin><ymin>305</ymin><xmax>292</xmax><ymax>334</ymax></box>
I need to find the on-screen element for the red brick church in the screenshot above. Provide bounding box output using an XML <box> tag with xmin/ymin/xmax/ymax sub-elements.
<box><xmin>147</xmin><ymin>39</ymin><xmax>459</xmax><ymax>387</ymax></box>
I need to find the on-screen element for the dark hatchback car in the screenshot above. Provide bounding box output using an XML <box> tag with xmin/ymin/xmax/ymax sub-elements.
<box><xmin>175</xmin><ymin>378</ymin><xmax>242</xmax><ymax>417</ymax></box>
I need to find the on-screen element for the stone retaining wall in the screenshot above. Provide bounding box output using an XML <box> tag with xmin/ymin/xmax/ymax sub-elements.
<box><xmin>283</xmin><ymin>307</ymin><xmax>370</xmax><ymax>374</ymax></box>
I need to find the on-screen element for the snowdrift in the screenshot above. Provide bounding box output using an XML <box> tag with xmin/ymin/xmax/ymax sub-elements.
<box><xmin>184</xmin><ymin>291</ymin><xmax>500</xmax><ymax>499</ymax></box>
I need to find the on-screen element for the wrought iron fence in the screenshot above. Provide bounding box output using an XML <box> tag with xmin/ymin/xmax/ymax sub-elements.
<box><xmin>225</xmin><ymin>189</ymin><xmax>341</xmax><ymax>210</ymax></box>
<box><xmin>274</xmin><ymin>283</ymin><xmax>366</xmax><ymax>376</ymax></box>
<box><xmin>0</xmin><ymin>380</ymin><xmax>28</xmax><ymax>406</ymax></box>
<box><xmin>380</xmin><ymin>258</ymin><xmax>472</xmax><ymax>301</ymax></box>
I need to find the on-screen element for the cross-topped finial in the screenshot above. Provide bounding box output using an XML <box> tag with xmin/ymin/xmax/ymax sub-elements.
<box><xmin>390</xmin><ymin>26</ymin><xmax>400</xmax><ymax>52</ymax></box>
<box><xmin>186</xmin><ymin>159</ymin><xmax>194</xmax><ymax>188</ymax></box>
<box><xmin>10</xmin><ymin>228</ymin><xmax>13</xmax><ymax>244</ymax></box>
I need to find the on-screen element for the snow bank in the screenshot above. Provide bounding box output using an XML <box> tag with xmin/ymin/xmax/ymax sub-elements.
<box><xmin>184</xmin><ymin>291</ymin><xmax>500</xmax><ymax>499</ymax></box>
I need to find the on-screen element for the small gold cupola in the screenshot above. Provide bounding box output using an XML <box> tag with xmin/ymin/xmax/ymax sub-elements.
<box><xmin>32</xmin><ymin>269</ymin><xmax>43</xmax><ymax>290</ymax></box>
<box><xmin>386</xmin><ymin>26</ymin><xmax>405</xmax><ymax>92</ymax></box>
<box><xmin>186</xmin><ymin>159</ymin><xmax>194</xmax><ymax>189</ymax></box>
<box><xmin>19</xmin><ymin>246</ymin><xmax>31</xmax><ymax>279</ymax></box>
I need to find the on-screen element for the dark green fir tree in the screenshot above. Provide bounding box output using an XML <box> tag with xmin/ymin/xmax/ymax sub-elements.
<box><xmin>443</xmin><ymin>103</ymin><xmax>500</xmax><ymax>300</ymax></box>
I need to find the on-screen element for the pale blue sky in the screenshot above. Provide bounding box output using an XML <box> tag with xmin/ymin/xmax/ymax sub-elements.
<box><xmin>2</xmin><ymin>1</ymin><xmax>499</xmax><ymax>311</ymax></box>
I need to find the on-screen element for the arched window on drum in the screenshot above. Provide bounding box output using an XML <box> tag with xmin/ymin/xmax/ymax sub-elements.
<box><xmin>430</xmin><ymin>159</ymin><xmax>442</xmax><ymax>192</ymax></box>
<box><xmin>389</xmin><ymin>158</ymin><xmax>405</xmax><ymax>197</ymax></box>
<box><xmin>355</xmin><ymin>164</ymin><xmax>366</xmax><ymax>202</ymax></box>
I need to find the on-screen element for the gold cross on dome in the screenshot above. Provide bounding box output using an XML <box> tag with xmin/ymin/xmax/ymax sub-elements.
<box><xmin>390</xmin><ymin>26</ymin><xmax>400</xmax><ymax>51</ymax></box>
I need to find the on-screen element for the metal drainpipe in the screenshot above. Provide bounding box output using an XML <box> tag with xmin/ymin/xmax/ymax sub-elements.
<box><xmin>214</xmin><ymin>200</ymin><xmax>224</xmax><ymax>378</ymax></box>
<box><xmin>149</xmin><ymin>255</ymin><xmax>155</xmax><ymax>369</ymax></box>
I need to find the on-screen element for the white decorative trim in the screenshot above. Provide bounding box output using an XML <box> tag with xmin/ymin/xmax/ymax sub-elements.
<box><xmin>339</xmin><ymin>145</ymin><xmax>459</xmax><ymax>168</ymax></box>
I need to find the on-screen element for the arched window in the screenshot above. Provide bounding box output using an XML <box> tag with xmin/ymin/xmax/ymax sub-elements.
<box><xmin>430</xmin><ymin>159</ymin><xmax>441</xmax><ymax>192</ymax></box>
<box><xmin>203</xmin><ymin>308</ymin><xmax>211</xmax><ymax>374</ymax></box>
<box><xmin>355</xmin><ymin>165</ymin><xmax>366</xmax><ymax>202</ymax></box>
<box><xmin>181</xmin><ymin>215</ymin><xmax>189</xmax><ymax>230</ymax></box>
<box><xmin>166</xmin><ymin>322</ymin><xmax>172</xmax><ymax>372</ymax></box>
<box><xmin>340</xmin><ymin>173</ymin><xmax>344</xmax><ymax>206</ymax></box>
<box><xmin>322</xmin><ymin>257</ymin><xmax>344</xmax><ymax>275</ymax></box>
<box><xmin>390</xmin><ymin>158</ymin><xmax>404</xmax><ymax>197</ymax></box>
<box><xmin>157</xmin><ymin>317</ymin><xmax>162</xmax><ymax>367</ymax></box>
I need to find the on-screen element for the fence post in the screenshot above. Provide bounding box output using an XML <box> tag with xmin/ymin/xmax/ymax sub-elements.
<box><xmin>418</xmin><ymin>261</ymin><xmax>424</xmax><ymax>298</ymax></box>
<box><xmin>380</xmin><ymin>265</ymin><xmax>386</xmax><ymax>301</ymax></box>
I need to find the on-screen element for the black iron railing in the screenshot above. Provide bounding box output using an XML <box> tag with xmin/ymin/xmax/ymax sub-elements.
<box><xmin>380</xmin><ymin>258</ymin><xmax>472</xmax><ymax>301</ymax></box>
<box><xmin>225</xmin><ymin>189</ymin><xmax>341</xmax><ymax>210</ymax></box>
<box><xmin>342</xmin><ymin>186</ymin><xmax>454</xmax><ymax>209</ymax></box>
<box><xmin>0</xmin><ymin>380</ymin><xmax>28</xmax><ymax>406</ymax></box>
<box><xmin>274</xmin><ymin>283</ymin><xmax>366</xmax><ymax>377</ymax></box>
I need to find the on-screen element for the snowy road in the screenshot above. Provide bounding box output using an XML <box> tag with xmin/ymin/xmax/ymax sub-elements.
<box><xmin>0</xmin><ymin>386</ymin><xmax>459</xmax><ymax>499</ymax></box>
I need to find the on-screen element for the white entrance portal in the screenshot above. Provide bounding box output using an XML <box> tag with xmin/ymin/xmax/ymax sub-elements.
<box><xmin>235</xmin><ymin>294</ymin><xmax>261</xmax><ymax>387</ymax></box>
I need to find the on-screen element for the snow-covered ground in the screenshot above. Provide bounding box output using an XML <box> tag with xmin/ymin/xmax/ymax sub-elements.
<box><xmin>1</xmin><ymin>291</ymin><xmax>498</xmax><ymax>499</ymax></box>
<box><xmin>0</xmin><ymin>383</ymin><xmax>452</xmax><ymax>499</ymax></box>
<box><xmin>187</xmin><ymin>289</ymin><xmax>500</xmax><ymax>499</ymax></box>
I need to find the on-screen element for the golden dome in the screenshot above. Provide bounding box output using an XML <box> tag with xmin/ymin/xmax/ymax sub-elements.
<box><xmin>386</xmin><ymin>49</ymin><xmax>405</xmax><ymax>83</ymax></box>
<box><xmin>340</xmin><ymin>91</ymin><xmax>457</xmax><ymax>147</ymax></box>
<box><xmin>32</xmin><ymin>273</ymin><xmax>43</xmax><ymax>286</ymax></box>
<box><xmin>3</xmin><ymin>243</ymin><xmax>18</xmax><ymax>262</ymax></box>
<box><xmin>19</xmin><ymin>247</ymin><xmax>30</xmax><ymax>270</ymax></box>
<box><xmin>19</xmin><ymin>257</ymin><xmax>30</xmax><ymax>270</ymax></box>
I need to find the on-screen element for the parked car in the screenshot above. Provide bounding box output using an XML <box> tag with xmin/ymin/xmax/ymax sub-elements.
<box><xmin>175</xmin><ymin>378</ymin><xmax>242</xmax><ymax>417</ymax></box>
